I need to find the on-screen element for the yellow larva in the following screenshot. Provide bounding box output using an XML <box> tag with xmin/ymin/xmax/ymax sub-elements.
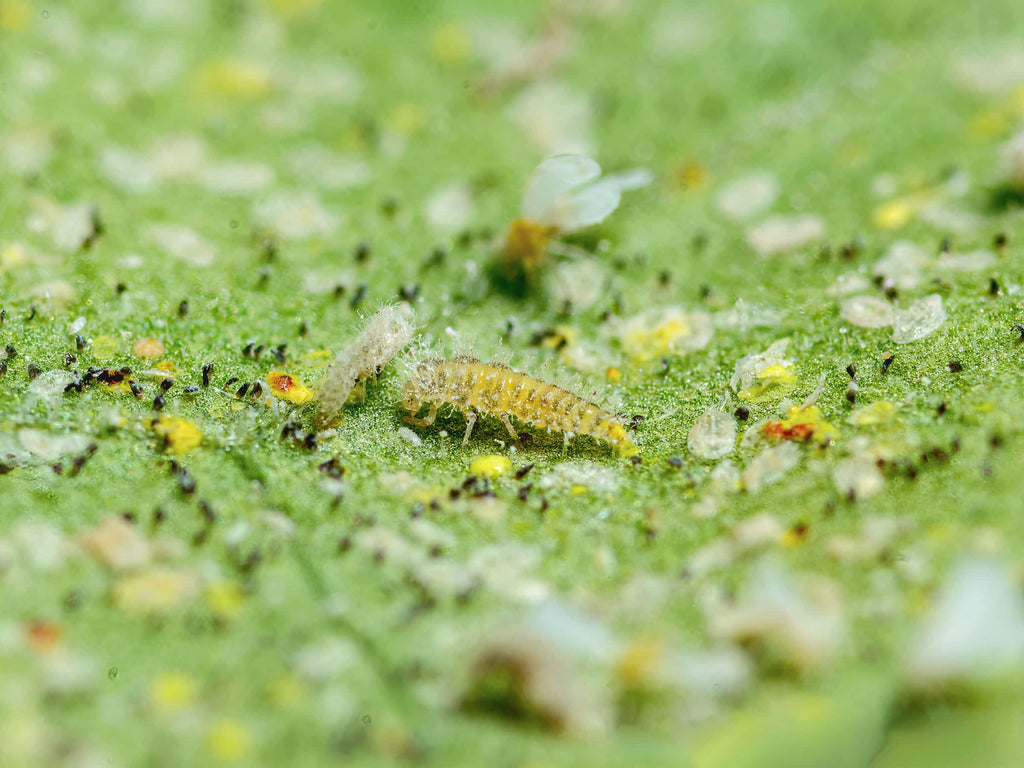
<box><xmin>401</xmin><ymin>356</ymin><xmax>638</xmax><ymax>457</ymax></box>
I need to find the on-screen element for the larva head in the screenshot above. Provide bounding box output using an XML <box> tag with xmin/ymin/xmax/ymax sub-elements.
<box><xmin>401</xmin><ymin>358</ymin><xmax>447</xmax><ymax>414</ymax></box>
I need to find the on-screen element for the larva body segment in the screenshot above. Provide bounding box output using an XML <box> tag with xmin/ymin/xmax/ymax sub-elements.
<box><xmin>317</xmin><ymin>305</ymin><xmax>415</xmax><ymax>427</ymax></box>
<box><xmin>401</xmin><ymin>356</ymin><xmax>637</xmax><ymax>457</ymax></box>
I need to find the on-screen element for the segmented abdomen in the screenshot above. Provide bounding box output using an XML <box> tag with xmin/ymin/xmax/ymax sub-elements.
<box><xmin>409</xmin><ymin>358</ymin><xmax>636</xmax><ymax>456</ymax></box>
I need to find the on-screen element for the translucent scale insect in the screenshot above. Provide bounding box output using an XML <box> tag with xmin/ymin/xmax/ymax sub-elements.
<box><xmin>401</xmin><ymin>355</ymin><xmax>638</xmax><ymax>457</ymax></box>
<box><xmin>316</xmin><ymin>304</ymin><xmax>415</xmax><ymax>427</ymax></box>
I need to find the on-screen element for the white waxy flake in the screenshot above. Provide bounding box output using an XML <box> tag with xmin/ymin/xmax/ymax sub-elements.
<box><xmin>730</xmin><ymin>338</ymin><xmax>793</xmax><ymax>392</ymax></box>
<box><xmin>715</xmin><ymin>171</ymin><xmax>778</xmax><ymax>220</ymax></box>
<box><xmin>254</xmin><ymin>193</ymin><xmax>339</xmax><ymax>240</ymax></box>
<box><xmin>201</xmin><ymin>160</ymin><xmax>275</xmax><ymax>195</ymax></box>
<box><xmin>148</xmin><ymin>134</ymin><xmax>207</xmax><ymax>180</ymax></box>
<box><xmin>839</xmin><ymin>295</ymin><xmax>894</xmax><ymax>328</ymax></box>
<box><xmin>99</xmin><ymin>145</ymin><xmax>158</xmax><ymax>193</ymax></box>
<box><xmin>28</xmin><ymin>370</ymin><xmax>77</xmax><ymax>405</ymax></box>
<box><xmin>952</xmin><ymin>48</ymin><xmax>1024</xmax><ymax>96</ymax></box>
<box><xmin>1000</xmin><ymin>129</ymin><xmax>1024</xmax><ymax>186</ymax></box>
<box><xmin>936</xmin><ymin>249</ymin><xmax>996</xmax><ymax>272</ymax></box>
<box><xmin>874</xmin><ymin>240</ymin><xmax>930</xmax><ymax>289</ymax></box>
<box><xmin>538</xmin><ymin>462</ymin><xmax>621</xmax><ymax>494</ymax></box>
<box><xmin>508</xmin><ymin>81</ymin><xmax>594</xmax><ymax>156</ymax></box>
<box><xmin>832</xmin><ymin>456</ymin><xmax>885</xmax><ymax>500</ymax></box>
<box><xmin>892</xmin><ymin>294</ymin><xmax>945</xmax><ymax>344</ymax></box>
<box><xmin>425</xmin><ymin>181</ymin><xmax>474</xmax><ymax>232</ymax></box>
<box><xmin>907</xmin><ymin>559</ymin><xmax>1024</xmax><ymax>689</ymax></box>
<box><xmin>742</xmin><ymin>442</ymin><xmax>800</xmax><ymax>493</ymax></box>
<box><xmin>708</xmin><ymin>560</ymin><xmax>844</xmax><ymax>673</ymax></box>
<box><xmin>18</xmin><ymin>429</ymin><xmax>91</xmax><ymax>462</ymax></box>
<box><xmin>397</xmin><ymin>427</ymin><xmax>423</xmax><ymax>446</ymax></box>
<box><xmin>688</xmin><ymin>409</ymin><xmax>736</xmax><ymax>460</ymax></box>
<box><xmin>148</xmin><ymin>223</ymin><xmax>217</xmax><ymax>267</ymax></box>
<box><xmin>746</xmin><ymin>214</ymin><xmax>824</xmax><ymax>255</ymax></box>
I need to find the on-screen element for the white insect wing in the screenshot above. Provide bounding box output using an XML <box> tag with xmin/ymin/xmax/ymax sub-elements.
<box><xmin>562</xmin><ymin>179</ymin><xmax>622</xmax><ymax>231</ymax></box>
<box><xmin>521</xmin><ymin>154</ymin><xmax>601</xmax><ymax>222</ymax></box>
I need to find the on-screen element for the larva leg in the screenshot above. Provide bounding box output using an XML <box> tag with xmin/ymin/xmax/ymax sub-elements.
<box><xmin>462</xmin><ymin>410</ymin><xmax>478</xmax><ymax>447</ymax></box>
<box><xmin>499</xmin><ymin>413</ymin><xmax>521</xmax><ymax>447</ymax></box>
<box><xmin>405</xmin><ymin>403</ymin><xmax>437</xmax><ymax>427</ymax></box>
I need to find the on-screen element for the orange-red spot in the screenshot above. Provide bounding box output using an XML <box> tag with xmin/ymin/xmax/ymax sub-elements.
<box><xmin>25</xmin><ymin>620</ymin><xmax>62</xmax><ymax>653</ymax></box>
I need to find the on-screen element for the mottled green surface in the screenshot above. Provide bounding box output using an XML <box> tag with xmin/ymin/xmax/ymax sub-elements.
<box><xmin>3</xmin><ymin>0</ymin><xmax>1024</xmax><ymax>766</ymax></box>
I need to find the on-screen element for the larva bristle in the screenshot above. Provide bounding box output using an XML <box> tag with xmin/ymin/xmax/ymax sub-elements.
<box><xmin>400</xmin><ymin>356</ymin><xmax>637</xmax><ymax>457</ymax></box>
<box><xmin>317</xmin><ymin>304</ymin><xmax>416</xmax><ymax>427</ymax></box>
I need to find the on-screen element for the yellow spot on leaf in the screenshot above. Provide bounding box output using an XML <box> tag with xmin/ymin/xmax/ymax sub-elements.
<box><xmin>196</xmin><ymin>59</ymin><xmax>271</xmax><ymax>101</ymax></box>
<box><xmin>150</xmin><ymin>672</ymin><xmax>196</xmax><ymax>711</ymax></box>
<box><xmin>431</xmin><ymin>24</ymin><xmax>469</xmax><ymax>63</ymax></box>
<box><xmin>762</xmin><ymin>405</ymin><xmax>839</xmax><ymax>445</ymax></box>
<box><xmin>389</xmin><ymin>102</ymin><xmax>424</xmax><ymax>135</ymax></box>
<box><xmin>0</xmin><ymin>242</ymin><xmax>27</xmax><ymax>268</ymax></box>
<box><xmin>502</xmin><ymin>218</ymin><xmax>556</xmax><ymax>275</ymax></box>
<box><xmin>0</xmin><ymin>0</ymin><xmax>31</xmax><ymax>32</ymax></box>
<box><xmin>152</xmin><ymin>416</ymin><xmax>203</xmax><ymax>455</ymax></box>
<box><xmin>269</xmin><ymin>0</ymin><xmax>323</xmax><ymax>19</ymax></box>
<box><xmin>206</xmin><ymin>719</ymin><xmax>251</xmax><ymax>762</ymax></box>
<box><xmin>155</xmin><ymin>360</ymin><xmax>177</xmax><ymax>374</ymax></box>
<box><xmin>113</xmin><ymin>568</ymin><xmax>199</xmax><ymax>615</ymax></box>
<box><xmin>570</xmin><ymin>484</ymin><xmax>587</xmax><ymax>495</ymax></box>
<box><xmin>91</xmin><ymin>335</ymin><xmax>121</xmax><ymax>360</ymax></box>
<box><xmin>206</xmin><ymin>582</ymin><xmax>245</xmax><ymax>620</ymax></box>
<box><xmin>967</xmin><ymin>110</ymin><xmax>1008</xmax><ymax>141</ymax></box>
<box><xmin>615</xmin><ymin>637</ymin><xmax>663</xmax><ymax>687</ymax></box>
<box><xmin>848</xmin><ymin>400</ymin><xmax>896</xmax><ymax>426</ymax></box>
<box><xmin>267</xmin><ymin>370</ymin><xmax>313</xmax><ymax>404</ymax></box>
<box><xmin>469</xmin><ymin>455</ymin><xmax>513</xmax><ymax>479</ymax></box>
<box><xmin>267</xmin><ymin>674</ymin><xmax>305</xmax><ymax>708</ymax></box>
<box><xmin>605</xmin><ymin>367</ymin><xmax>622</xmax><ymax>383</ymax></box>
<box><xmin>132</xmin><ymin>337</ymin><xmax>166</xmax><ymax>359</ymax></box>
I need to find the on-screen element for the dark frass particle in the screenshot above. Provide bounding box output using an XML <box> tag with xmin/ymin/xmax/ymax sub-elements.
<box><xmin>223</xmin><ymin>377</ymin><xmax>239</xmax><ymax>390</ymax></box>
<box><xmin>734</xmin><ymin>406</ymin><xmax>750</xmax><ymax>421</ymax></box>
<box><xmin>75</xmin><ymin>334</ymin><xmax>86</xmax><ymax>352</ymax></box>
<box><xmin>199</xmin><ymin>500</ymin><xmax>215</xmax><ymax>524</ymax></box>
<box><xmin>25</xmin><ymin>304</ymin><xmax>37</xmax><ymax>321</ymax></box>
<box><xmin>350</xmin><ymin>283</ymin><xmax>368</xmax><ymax>309</ymax></box>
<box><xmin>250</xmin><ymin>381</ymin><xmax>263</xmax><ymax>399</ymax></box>
<box><xmin>129</xmin><ymin>380</ymin><xmax>143</xmax><ymax>398</ymax></box>
<box><xmin>846</xmin><ymin>363</ymin><xmax>857</xmax><ymax>381</ymax></box>
<box><xmin>514</xmin><ymin>463</ymin><xmax>534</xmax><ymax>480</ymax></box>
<box><xmin>354</xmin><ymin>241</ymin><xmax>371</xmax><ymax>263</ymax></box>
<box><xmin>318</xmin><ymin>456</ymin><xmax>345</xmax><ymax>479</ymax></box>
<box><xmin>177</xmin><ymin>467</ymin><xmax>196</xmax><ymax>494</ymax></box>
<box><xmin>159</xmin><ymin>378</ymin><xmax>173</xmax><ymax>392</ymax></box>
<box><xmin>235</xmin><ymin>382</ymin><xmax>250</xmax><ymax>398</ymax></box>
<box><xmin>948</xmin><ymin>360</ymin><xmax>963</xmax><ymax>373</ymax></box>
<box><xmin>183</xmin><ymin>384</ymin><xmax>200</xmax><ymax>395</ymax></box>
<box><xmin>115</xmin><ymin>282</ymin><xmax>127</xmax><ymax>296</ymax></box>
<box><xmin>994</xmin><ymin>232</ymin><xmax>1008</xmax><ymax>250</ymax></box>
<box><xmin>882</xmin><ymin>353</ymin><xmax>895</xmax><ymax>372</ymax></box>
<box><xmin>666</xmin><ymin>456</ymin><xmax>683</xmax><ymax>469</ymax></box>
<box><xmin>846</xmin><ymin>381</ymin><xmax>859</xmax><ymax>404</ymax></box>
<box><xmin>178</xmin><ymin>299</ymin><xmax>189</xmax><ymax>318</ymax></box>
<box><xmin>0</xmin><ymin>308</ymin><xmax>5</xmax><ymax>326</ymax></box>
<box><xmin>1</xmin><ymin>360</ymin><xmax>9</xmax><ymax>378</ymax></box>
<box><xmin>5</xmin><ymin>344</ymin><xmax>16</xmax><ymax>359</ymax></box>
<box><xmin>202</xmin><ymin>362</ymin><xmax>214</xmax><ymax>387</ymax></box>
<box><xmin>517</xmin><ymin>484</ymin><xmax>532</xmax><ymax>502</ymax></box>
<box><xmin>27</xmin><ymin>363</ymin><xmax>42</xmax><ymax>379</ymax></box>
<box><xmin>242</xmin><ymin>342</ymin><xmax>256</xmax><ymax>358</ymax></box>
<box><xmin>1015</xmin><ymin>324</ymin><xmax>1024</xmax><ymax>343</ymax></box>
<box><xmin>989</xmin><ymin>278</ymin><xmax>1002</xmax><ymax>296</ymax></box>
<box><xmin>936</xmin><ymin>402</ymin><xmax>947</xmax><ymax>417</ymax></box>
<box><xmin>298</xmin><ymin>320</ymin><xmax>309</xmax><ymax>337</ymax></box>
<box><xmin>398</xmin><ymin>283</ymin><xmax>420</xmax><ymax>303</ymax></box>
<box><xmin>64</xmin><ymin>352</ymin><xmax>77</xmax><ymax>366</ymax></box>
<box><xmin>270</xmin><ymin>344</ymin><xmax>286</xmax><ymax>364</ymax></box>
<box><xmin>152</xmin><ymin>393</ymin><xmax>166</xmax><ymax>411</ymax></box>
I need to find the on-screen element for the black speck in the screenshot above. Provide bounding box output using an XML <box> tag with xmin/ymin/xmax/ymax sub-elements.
<box><xmin>235</xmin><ymin>382</ymin><xmax>250</xmax><ymax>398</ymax></box>
<box><xmin>667</xmin><ymin>456</ymin><xmax>683</xmax><ymax>469</ymax></box>
<box><xmin>183</xmin><ymin>384</ymin><xmax>200</xmax><ymax>394</ymax></box>
<box><xmin>846</xmin><ymin>382</ymin><xmax>858</xmax><ymax>404</ymax></box>
<box><xmin>250</xmin><ymin>381</ymin><xmax>263</xmax><ymax>399</ymax></box>
<box><xmin>948</xmin><ymin>360</ymin><xmax>963</xmax><ymax>373</ymax></box>
<box><xmin>177</xmin><ymin>467</ymin><xmax>196</xmax><ymax>494</ymax></box>
<box><xmin>734</xmin><ymin>406</ymin><xmax>750</xmax><ymax>421</ymax></box>
<box><xmin>5</xmin><ymin>344</ymin><xmax>16</xmax><ymax>359</ymax></box>
<box><xmin>75</xmin><ymin>334</ymin><xmax>86</xmax><ymax>352</ymax></box>
<box><xmin>178</xmin><ymin>300</ymin><xmax>189</xmax><ymax>318</ymax></box>
<box><xmin>160</xmin><ymin>378</ymin><xmax>173</xmax><ymax>392</ymax></box>
<box><xmin>64</xmin><ymin>352</ymin><xmax>77</xmax><ymax>366</ymax></box>
<box><xmin>199</xmin><ymin>500</ymin><xmax>215</xmax><ymax>523</ymax></box>
<box><xmin>398</xmin><ymin>283</ymin><xmax>420</xmax><ymax>303</ymax></box>
<box><xmin>936</xmin><ymin>401</ymin><xmax>947</xmax><ymax>417</ymax></box>
<box><xmin>350</xmin><ymin>283</ymin><xmax>368</xmax><ymax>309</ymax></box>
<box><xmin>846</xmin><ymin>363</ymin><xmax>857</xmax><ymax>381</ymax></box>
<box><xmin>25</xmin><ymin>304</ymin><xmax>37</xmax><ymax>321</ymax></box>
<box><xmin>989</xmin><ymin>277</ymin><xmax>1002</xmax><ymax>296</ymax></box>
<box><xmin>153</xmin><ymin>393</ymin><xmax>166</xmax><ymax>411</ymax></box>
<box><xmin>1014</xmin><ymin>324</ymin><xmax>1024</xmax><ymax>343</ymax></box>
<box><xmin>298</xmin><ymin>320</ymin><xmax>308</xmax><ymax>337</ymax></box>
<box><xmin>354</xmin><ymin>242</ymin><xmax>371</xmax><ymax>263</ymax></box>
<box><xmin>994</xmin><ymin>232</ymin><xmax>1007</xmax><ymax>249</ymax></box>
<box><xmin>27</xmin><ymin>363</ymin><xmax>41</xmax><ymax>379</ymax></box>
<box><xmin>882</xmin><ymin>353</ymin><xmax>895</xmax><ymax>372</ymax></box>
<box><xmin>224</xmin><ymin>376</ymin><xmax>239</xmax><ymax>389</ymax></box>
<box><xmin>514</xmin><ymin>463</ymin><xmax>534</xmax><ymax>480</ymax></box>
<box><xmin>115</xmin><ymin>282</ymin><xmax>127</xmax><ymax>296</ymax></box>
<box><xmin>517</xmin><ymin>484</ymin><xmax>532</xmax><ymax>502</ymax></box>
<box><xmin>202</xmin><ymin>362</ymin><xmax>214</xmax><ymax>387</ymax></box>
<box><xmin>630</xmin><ymin>455</ymin><xmax>642</xmax><ymax>466</ymax></box>
<box><xmin>129</xmin><ymin>380</ymin><xmax>143</xmax><ymax>398</ymax></box>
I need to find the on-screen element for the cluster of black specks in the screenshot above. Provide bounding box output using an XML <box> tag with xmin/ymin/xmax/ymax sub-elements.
<box><xmin>281</xmin><ymin>421</ymin><xmax>317</xmax><ymax>449</ymax></box>
<box><xmin>52</xmin><ymin>442</ymin><xmax>99</xmax><ymax>477</ymax></box>
<box><xmin>242</xmin><ymin>342</ymin><xmax>287</xmax><ymax>364</ymax></box>
<box><xmin>65</xmin><ymin>366</ymin><xmax>141</xmax><ymax>397</ymax></box>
